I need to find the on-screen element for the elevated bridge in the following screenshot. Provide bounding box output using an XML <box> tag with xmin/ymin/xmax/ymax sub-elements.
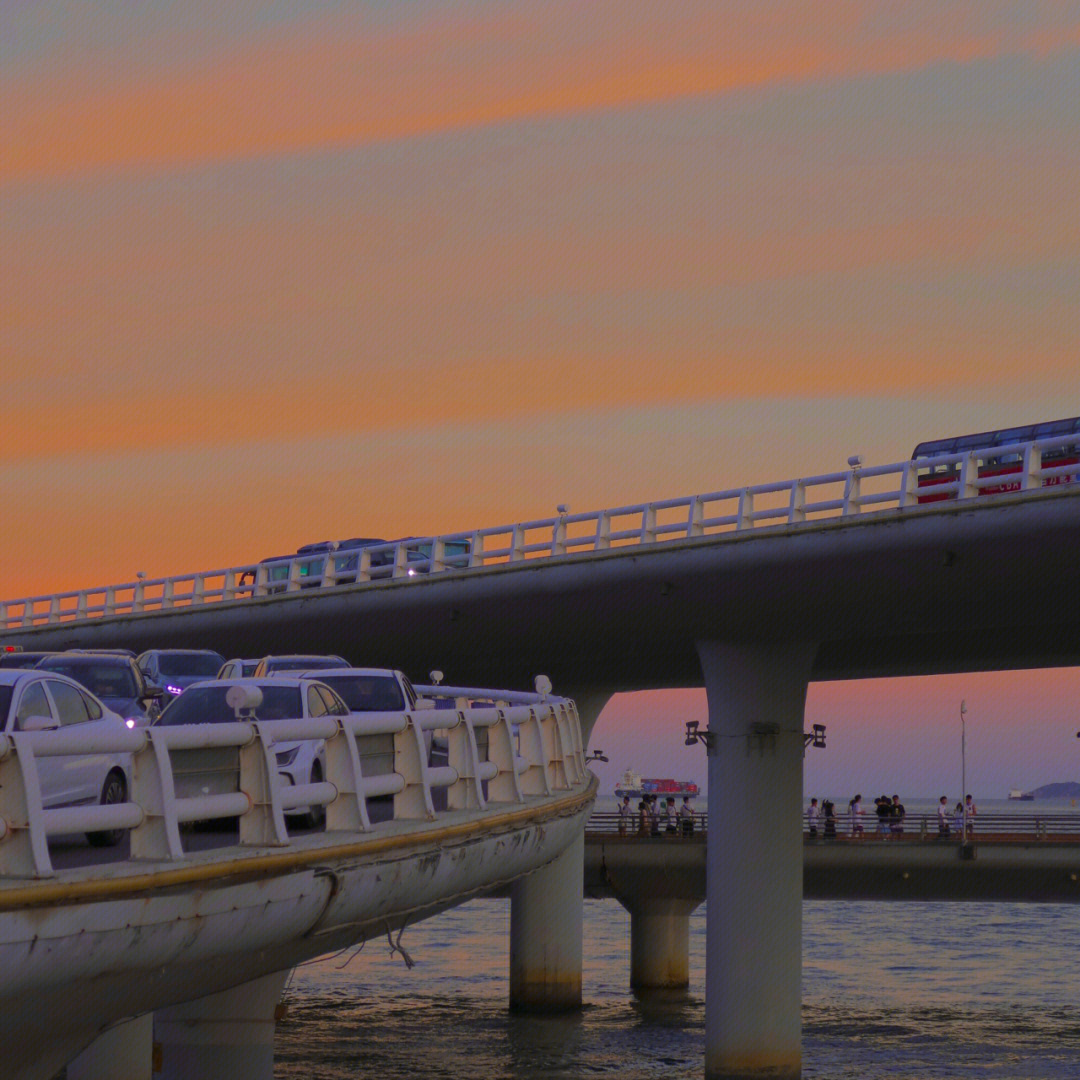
<box><xmin>5</xmin><ymin>433</ymin><xmax>1080</xmax><ymax>1080</ymax></box>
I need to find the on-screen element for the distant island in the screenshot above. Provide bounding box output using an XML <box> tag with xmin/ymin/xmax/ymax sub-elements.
<box><xmin>1030</xmin><ymin>782</ymin><xmax>1080</xmax><ymax>799</ymax></box>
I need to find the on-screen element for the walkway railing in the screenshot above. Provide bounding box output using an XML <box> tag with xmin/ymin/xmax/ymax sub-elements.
<box><xmin>585</xmin><ymin>811</ymin><xmax>1080</xmax><ymax>840</ymax></box>
<box><xmin>0</xmin><ymin>686</ymin><xmax>586</xmax><ymax>879</ymax></box>
<box><xmin>3</xmin><ymin>434</ymin><xmax>1078</xmax><ymax>630</ymax></box>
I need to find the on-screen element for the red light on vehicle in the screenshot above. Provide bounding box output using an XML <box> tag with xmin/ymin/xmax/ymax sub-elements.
<box><xmin>3</xmin><ymin>646</ymin><xmax>21</xmax><ymax>653</ymax></box>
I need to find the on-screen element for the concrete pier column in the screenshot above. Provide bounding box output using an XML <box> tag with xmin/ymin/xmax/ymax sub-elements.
<box><xmin>510</xmin><ymin>830</ymin><xmax>584</xmax><ymax>1010</ymax></box>
<box><xmin>154</xmin><ymin>971</ymin><xmax>290</xmax><ymax>1080</ymax></box>
<box><xmin>696</xmin><ymin>639</ymin><xmax>816</xmax><ymax>1080</ymax></box>
<box><xmin>628</xmin><ymin>897</ymin><xmax>698</xmax><ymax>989</ymax></box>
<box><xmin>68</xmin><ymin>1013</ymin><xmax>153</xmax><ymax>1080</ymax></box>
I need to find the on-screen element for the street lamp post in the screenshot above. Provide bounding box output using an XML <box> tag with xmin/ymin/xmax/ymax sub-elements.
<box><xmin>960</xmin><ymin>700</ymin><xmax>968</xmax><ymax>843</ymax></box>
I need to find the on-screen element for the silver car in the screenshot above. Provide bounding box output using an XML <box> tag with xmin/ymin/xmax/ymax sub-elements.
<box><xmin>0</xmin><ymin>669</ymin><xmax>133</xmax><ymax>845</ymax></box>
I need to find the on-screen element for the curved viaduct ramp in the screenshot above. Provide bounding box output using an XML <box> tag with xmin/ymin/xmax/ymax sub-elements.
<box><xmin>0</xmin><ymin>691</ymin><xmax>594</xmax><ymax>1080</ymax></box>
<box><xmin>6</xmin><ymin>485</ymin><xmax>1080</xmax><ymax>691</ymax></box>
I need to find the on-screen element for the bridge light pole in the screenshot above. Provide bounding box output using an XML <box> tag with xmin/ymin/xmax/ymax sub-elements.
<box><xmin>960</xmin><ymin>700</ymin><xmax>968</xmax><ymax>843</ymax></box>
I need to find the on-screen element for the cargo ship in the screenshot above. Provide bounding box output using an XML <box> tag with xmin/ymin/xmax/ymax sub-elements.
<box><xmin>614</xmin><ymin>769</ymin><xmax>699</xmax><ymax>799</ymax></box>
<box><xmin>1007</xmin><ymin>789</ymin><xmax>1035</xmax><ymax>801</ymax></box>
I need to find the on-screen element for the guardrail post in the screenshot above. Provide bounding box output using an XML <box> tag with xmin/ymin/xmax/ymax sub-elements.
<box><xmin>736</xmin><ymin>489</ymin><xmax>754</xmax><ymax>530</ymax></box>
<box><xmin>687</xmin><ymin>496</ymin><xmax>704</xmax><ymax>538</ymax></box>
<box><xmin>539</xmin><ymin>705</ymin><xmax>570</xmax><ymax>791</ymax></box>
<box><xmin>1022</xmin><ymin>443</ymin><xmax>1043</xmax><ymax>490</ymax></box>
<box><xmin>49</xmin><ymin>596</ymin><xmax>61</xmax><ymax>623</ymax></box>
<box><xmin>430</xmin><ymin>538</ymin><xmax>447</xmax><ymax>573</ymax></box>
<box><xmin>239</xmin><ymin>724</ymin><xmax>289</xmax><ymax>846</ymax></box>
<box><xmin>510</xmin><ymin>525</ymin><xmax>525</xmax><ymax>562</ymax></box>
<box><xmin>787</xmin><ymin>480</ymin><xmax>806</xmax><ymax>524</ymax></box>
<box><xmin>0</xmin><ymin>601</ymin><xmax>7</xmax><ymax>629</ymax></box>
<box><xmin>0</xmin><ymin>735</ymin><xmax>53</xmax><ymax>877</ymax></box>
<box><xmin>324</xmin><ymin>723</ymin><xmax>371</xmax><ymax>831</ymax></box>
<box><xmin>103</xmin><ymin>587</ymin><xmax>117</xmax><ymax>616</ymax></box>
<box><xmin>287</xmin><ymin>559</ymin><xmax>303</xmax><ymax>592</ymax></box>
<box><xmin>222</xmin><ymin>569</ymin><xmax>238</xmax><ymax>601</ymax></box>
<box><xmin>161</xmin><ymin>580</ymin><xmax>175</xmax><ymax>609</ymax></box>
<box><xmin>842</xmin><ymin>471</ymin><xmax>861</xmax><ymax>515</ymax></box>
<box><xmin>393</xmin><ymin>716</ymin><xmax>436</xmax><ymax>819</ymax></box>
<box><xmin>640</xmin><ymin>505</ymin><xmax>657</xmax><ymax>544</ymax></box>
<box><xmin>132</xmin><ymin>582</ymin><xmax>145</xmax><ymax>612</ymax></box>
<box><xmin>958</xmin><ymin>451</ymin><xmax>980</xmax><ymax>500</ymax></box>
<box><xmin>469</xmin><ymin>530</ymin><xmax>485</xmax><ymax>567</ymax></box>
<box><xmin>447</xmin><ymin>712</ymin><xmax>485</xmax><ymax>810</ymax></box>
<box><xmin>254</xmin><ymin>564</ymin><xmax>270</xmax><ymax>597</ymax></box>
<box><xmin>516</xmin><ymin>708</ymin><xmax>553</xmax><ymax>796</ymax></box>
<box><xmin>595</xmin><ymin>511</ymin><xmax>611</xmax><ymax>550</ymax></box>
<box><xmin>551</xmin><ymin>518</ymin><xmax>567</xmax><ymax>557</ymax></box>
<box><xmin>76</xmin><ymin>592</ymin><xmax>87</xmax><ymax>617</ymax></box>
<box><xmin>898</xmin><ymin>461</ymin><xmax>919</xmax><ymax>508</ymax></box>
<box><xmin>486</xmin><ymin>709</ymin><xmax>524</xmax><ymax>804</ymax></box>
<box><xmin>191</xmin><ymin>577</ymin><xmax>205</xmax><ymax>605</ymax></box>
<box><xmin>129</xmin><ymin>730</ymin><xmax>186</xmax><ymax>861</ymax></box>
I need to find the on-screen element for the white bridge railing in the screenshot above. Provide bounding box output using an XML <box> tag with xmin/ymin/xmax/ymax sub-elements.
<box><xmin>0</xmin><ymin>685</ymin><xmax>586</xmax><ymax>879</ymax></box>
<box><xmin>3</xmin><ymin>434</ymin><xmax>1077</xmax><ymax>630</ymax></box>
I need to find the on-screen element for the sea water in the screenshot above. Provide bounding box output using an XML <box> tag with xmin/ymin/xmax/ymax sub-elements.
<box><xmin>274</xmin><ymin>798</ymin><xmax>1080</xmax><ymax>1079</ymax></box>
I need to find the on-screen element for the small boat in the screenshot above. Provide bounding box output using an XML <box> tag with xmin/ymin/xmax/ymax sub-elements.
<box><xmin>614</xmin><ymin>769</ymin><xmax>698</xmax><ymax>799</ymax></box>
<box><xmin>1008</xmin><ymin>789</ymin><xmax>1035</xmax><ymax>801</ymax></box>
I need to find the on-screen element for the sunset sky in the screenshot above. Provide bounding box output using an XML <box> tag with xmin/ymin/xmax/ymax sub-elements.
<box><xmin>4</xmin><ymin>2</ymin><xmax>1080</xmax><ymax>797</ymax></box>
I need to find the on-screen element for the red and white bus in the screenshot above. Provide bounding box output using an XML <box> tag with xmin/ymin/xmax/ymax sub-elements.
<box><xmin>912</xmin><ymin>416</ymin><xmax>1080</xmax><ymax>503</ymax></box>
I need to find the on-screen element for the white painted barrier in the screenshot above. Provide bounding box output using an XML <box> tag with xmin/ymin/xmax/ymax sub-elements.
<box><xmin>0</xmin><ymin>686</ymin><xmax>586</xmax><ymax>878</ymax></box>
<box><xmin>3</xmin><ymin>434</ymin><xmax>1077</xmax><ymax>630</ymax></box>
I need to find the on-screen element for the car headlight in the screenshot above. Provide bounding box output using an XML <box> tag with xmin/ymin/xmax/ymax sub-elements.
<box><xmin>125</xmin><ymin>718</ymin><xmax>137</xmax><ymax>729</ymax></box>
<box><xmin>166</xmin><ymin>685</ymin><xmax>183</xmax><ymax>696</ymax></box>
<box><xmin>275</xmin><ymin>747</ymin><xmax>300</xmax><ymax>766</ymax></box>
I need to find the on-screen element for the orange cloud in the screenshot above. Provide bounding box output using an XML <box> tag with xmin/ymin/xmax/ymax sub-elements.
<box><xmin>6</xmin><ymin>3</ymin><xmax>1079</xmax><ymax>183</ymax></box>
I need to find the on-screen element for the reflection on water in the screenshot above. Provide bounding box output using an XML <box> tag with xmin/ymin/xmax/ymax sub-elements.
<box><xmin>275</xmin><ymin>896</ymin><xmax>1080</xmax><ymax>1080</ymax></box>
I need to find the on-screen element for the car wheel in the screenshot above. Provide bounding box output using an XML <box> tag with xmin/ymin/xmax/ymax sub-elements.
<box><xmin>87</xmin><ymin>770</ymin><xmax>127</xmax><ymax>847</ymax></box>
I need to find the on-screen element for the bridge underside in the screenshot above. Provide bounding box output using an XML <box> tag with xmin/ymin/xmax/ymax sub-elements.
<box><xmin>9</xmin><ymin>489</ymin><xmax>1080</xmax><ymax>690</ymax></box>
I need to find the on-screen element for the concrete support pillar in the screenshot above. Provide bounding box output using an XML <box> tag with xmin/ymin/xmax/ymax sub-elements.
<box><xmin>561</xmin><ymin>689</ymin><xmax>612</xmax><ymax>747</ymax></box>
<box><xmin>628</xmin><ymin>898</ymin><xmax>698</xmax><ymax>989</ymax></box>
<box><xmin>154</xmin><ymin>971</ymin><xmax>290</xmax><ymax>1080</ymax></box>
<box><xmin>510</xmin><ymin>830</ymin><xmax>584</xmax><ymax>1011</ymax></box>
<box><xmin>68</xmin><ymin>1014</ymin><xmax>153</xmax><ymax>1080</ymax></box>
<box><xmin>696</xmin><ymin>639</ymin><xmax>815</xmax><ymax>1080</ymax></box>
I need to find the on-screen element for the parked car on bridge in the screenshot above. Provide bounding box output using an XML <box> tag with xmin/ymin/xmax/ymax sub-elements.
<box><xmin>0</xmin><ymin>669</ymin><xmax>132</xmax><ymax>845</ymax></box>
<box><xmin>0</xmin><ymin>650</ymin><xmax>62</xmax><ymax>670</ymax></box>
<box><xmin>36</xmin><ymin>653</ymin><xmax>164</xmax><ymax>726</ymax></box>
<box><xmin>136</xmin><ymin>649</ymin><xmax>225</xmax><ymax>701</ymax></box>
<box><xmin>294</xmin><ymin>667</ymin><xmax>424</xmax><ymax>779</ymax></box>
<box><xmin>216</xmin><ymin>658</ymin><xmax>260</xmax><ymax>680</ymax></box>
<box><xmin>252</xmin><ymin>654</ymin><xmax>349</xmax><ymax>677</ymax></box>
<box><xmin>154</xmin><ymin>677</ymin><xmax>350</xmax><ymax>826</ymax></box>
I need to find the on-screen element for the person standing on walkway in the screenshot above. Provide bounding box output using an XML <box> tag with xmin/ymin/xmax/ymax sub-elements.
<box><xmin>680</xmin><ymin>796</ymin><xmax>695</xmax><ymax>836</ymax></box>
<box><xmin>849</xmin><ymin>794</ymin><xmax>864</xmax><ymax>838</ymax></box>
<box><xmin>618</xmin><ymin>795</ymin><xmax>631</xmax><ymax>836</ymax></box>
<box><xmin>649</xmin><ymin>795</ymin><xmax>661</xmax><ymax>836</ymax></box>
<box><xmin>806</xmin><ymin>797</ymin><xmax>820</xmax><ymax>837</ymax></box>
<box><xmin>889</xmin><ymin>794</ymin><xmax>906</xmax><ymax>838</ymax></box>
<box><xmin>664</xmin><ymin>796</ymin><xmax>678</xmax><ymax>835</ymax></box>
<box><xmin>876</xmin><ymin>796</ymin><xmax>891</xmax><ymax>838</ymax></box>
<box><xmin>937</xmin><ymin>795</ymin><xmax>950</xmax><ymax>838</ymax></box>
<box><xmin>638</xmin><ymin>797</ymin><xmax>650</xmax><ymax>837</ymax></box>
<box><xmin>823</xmin><ymin>800</ymin><xmax>837</xmax><ymax>839</ymax></box>
<box><xmin>953</xmin><ymin>801</ymin><xmax>965</xmax><ymax>835</ymax></box>
<box><xmin>964</xmin><ymin>794</ymin><xmax>977</xmax><ymax>836</ymax></box>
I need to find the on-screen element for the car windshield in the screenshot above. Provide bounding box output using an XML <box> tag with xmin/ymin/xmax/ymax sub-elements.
<box><xmin>157</xmin><ymin>653</ymin><xmax>224</xmax><ymax>677</ymax></box>
<box><xmin>318</xmin><ymin>674</ymin><xmax>405</xmax><ymax>712</ymax></box>
<box><xmin>157</xmin><ymin>684</ymin><xmax>304</xmax><ymax>725</ymax></box>
<box><xmin>38</xmin><ymin>660</ymin><xmax>138</xmax><ymax>699</ymax></box>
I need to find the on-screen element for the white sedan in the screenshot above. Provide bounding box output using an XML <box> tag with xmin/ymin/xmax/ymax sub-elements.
<box><xmin>154</xmin><ymin>677</ymin><xmax>349</xmax><ymax>826</ymax></box>
<box><xmin>0</xmin><ymin>669</ymin><xmax>133</xmax><ymax>845</ymax></box>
